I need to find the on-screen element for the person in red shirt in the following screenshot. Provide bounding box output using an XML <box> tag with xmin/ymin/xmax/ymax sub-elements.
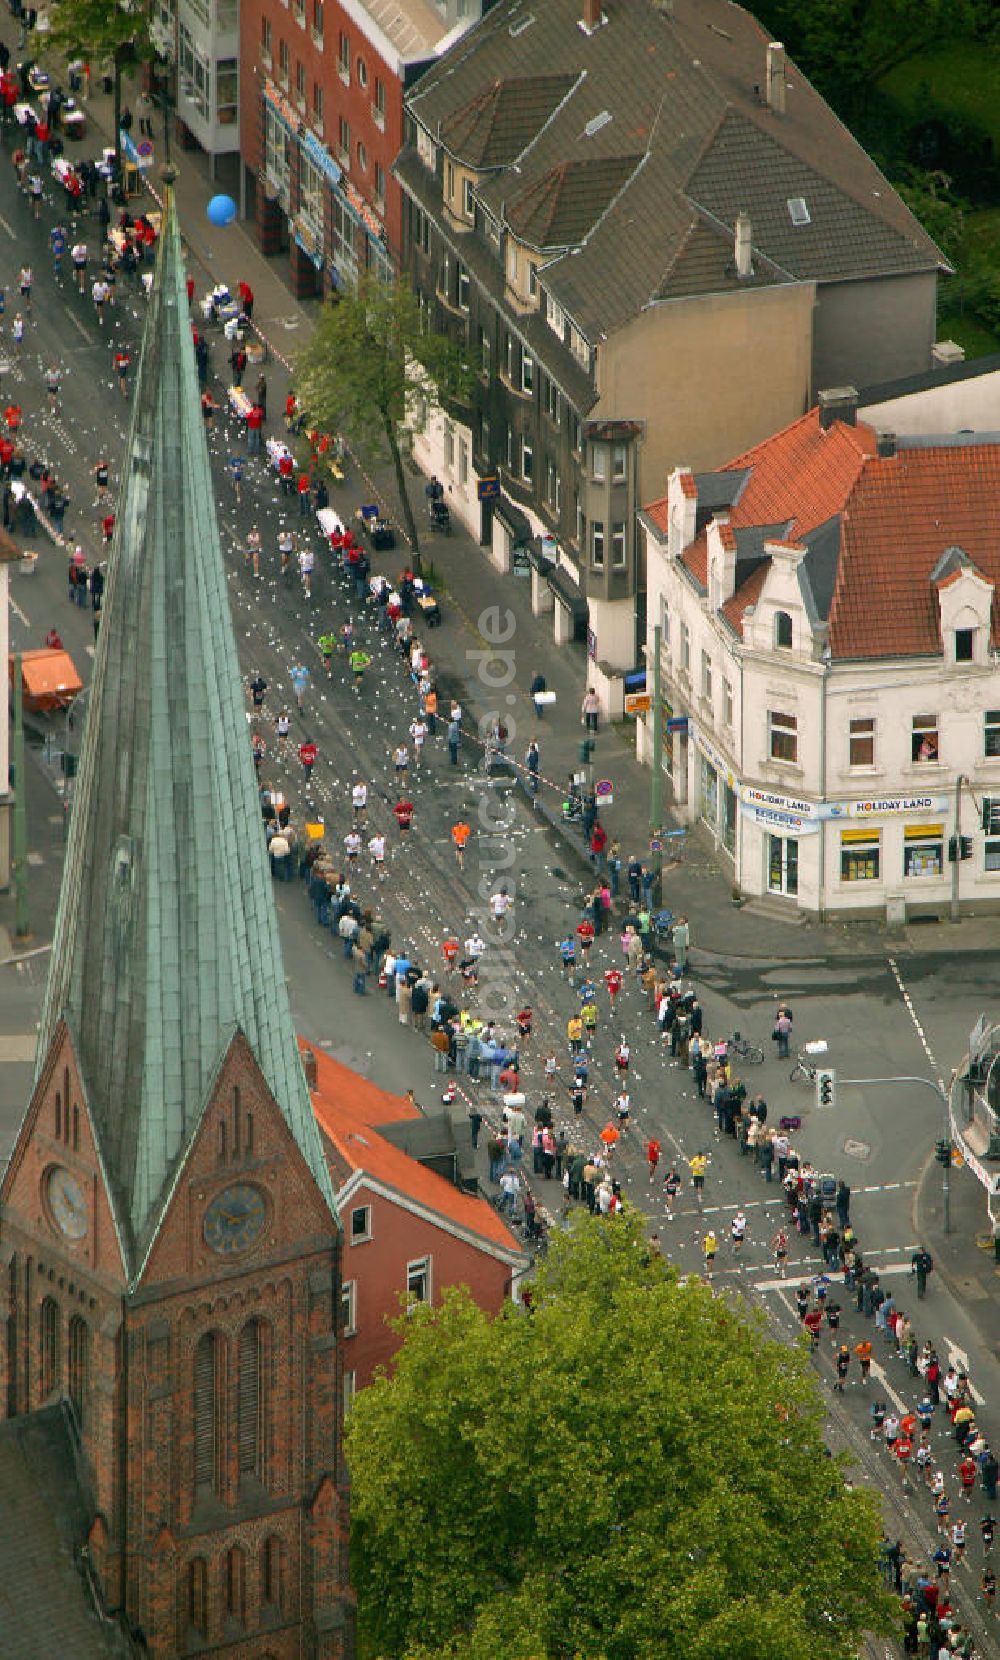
<box><xmin>646</xmin><ymin>1136</ymin><xmax>661</xmax><ymax>1180</ymax></box>
<box><xmin>0</xmin><ymin>436</ymin><xmax>14</xmax><ymax>472</ymax></box>
<box><xmin>515</xmin><ymin>1007</ymin><xmax>532</xmax><ymax>1041</ymax></box>
<box><xmin>803</xmin><ymin>1307</ymin><xmax>823</xmax><ymax>1348</ymax></box>
<box><xmin>575</xmin><ymin>917</ymin><xmax>595</xmax><ymax>957</ymax></box>
<box><xmin>186</xmin><ymin>273</ymin><xmax>195</xmax><ymax>303</ymax></box>
<box><xmin>393</xmin><ymin>798</ymin><xmax>414</xmax><ymax>834</ymax></box>
<box><xmin>246</xmin><ymin>402</ymin><xmax>263</xmax><ymax>455</ymax></box>
<box><xmin>101</xmin><ymin>512</ymin><xmax>115</xmax><ymax>545</ymax></box>
<box><xmin>297</xmin><ymin>472</ymin><xmax>311</xmax><ymax>517</ymax></box>
<box><xmin>277</xmin><ymin>452</ymin><xmax>294</xmax><ymax>494</ymax></box>
<box><xmin>958</xmin><ymin>1453</ymin><xmax>978</xmax><ymax>1500</ymax></box>
<box><xmin>604</xmin><ymin>967</ymin><xmax>623</xmax><ymax>1006</ymax></box>
<box><xmin>237</xmin><ymin>279</ymin><xmax>254</xmax><ymax>319</ymax></box>
<box><xmin>114</xmin><ymin>348</ymin><xmax>129</xmax><ymax>396</ymax></box>
<box><xmin>590</xmin><ymin>821</ymin><xmax>608</xmax><ymax>867</ymax></box>
<box><xmin>285</xmin><ymin>392</ymin><xmax>298</xmax><ymax>429</ymax></box>
<box><xmin>5</xmin><ymin>403</ymin><xmax>21</xmax><ymax>433</ymax></box>
<box><xmin>298</xmin><ymin>738</ymin><xmax>318</xmax><ymax>784</ymax></box>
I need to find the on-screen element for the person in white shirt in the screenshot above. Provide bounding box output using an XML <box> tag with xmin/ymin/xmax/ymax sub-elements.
<box><xmin>351</xmin><ymin>781</ymin><xmax>368</xmax><ymax>818</ymax></box>
<box><xmin>409</xmin><ymin>719</ymin><xmax>428</xmax><ymax>764</ymax></box>
<box><xmin>393</xmin><ymin>744</ymin><xmax>408</xmax><ymax>777</ymax></box>
<box><xmin>465</xmin><ymin>932</ymin><xmax>486</xmax><ymax>960</ymax></box>
<box><xmin>498</xmin><ymin>1170</ymin><xmax>519</xmax><ymax>1214</ymax></box>
<box><xmin>731</xmin><ymin>1211</ymin><xmax>747</xmax><ymax>1254</ymax></box>
<box><xmin>344</xmin><ymin>831</ymin><xmax>361</xmax><ymax>863</ymax></box>
<box><xmin>489</xmin><ymin>889</ymin><xmax>511</xmax><ymax>931</ymax></box>
<box><xmin>368</xmin><ymin>833</ymin><xmax>386</xmax><ymax>877</ymax></box>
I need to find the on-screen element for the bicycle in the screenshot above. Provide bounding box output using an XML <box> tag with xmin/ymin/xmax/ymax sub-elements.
<box><xmin>726</xmin><ymin>1031</ymin><xmax>764</xmax><ymax>1065</ymax></box>
<box><xmin>789</xmin><ymin>1040</ymin><xmax>830</xmax><ymax>1084</ymax></box>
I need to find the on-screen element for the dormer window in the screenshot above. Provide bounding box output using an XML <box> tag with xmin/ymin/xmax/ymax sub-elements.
<box><xmin>774</xmin><ymin>610</ymin><xmax>793</xmax><ymax>650</ymax></box>
<box><xmin>955</xmin><ymin>627</ymin><xmax>975</xmax><ymax>662</ymax></box>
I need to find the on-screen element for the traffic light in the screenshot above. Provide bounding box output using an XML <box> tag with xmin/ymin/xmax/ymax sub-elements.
<box><xmin>578</xmin><ymin>738</ymin><xmax>595</xmax><ymax>766</ymax></box>
<box><xmin>935</xmin><ymin>1138</ymin><xmax>952</xmax><ymax>1166</ymax></box>
<box><xmin>815</xmin><ymin>1068</ymin><xmax>837</xmax><ymax>1110</ymax></box>
<box><xmin>949</xmin><ymin>835</ymin><xmax>975</xmax><ymax>862</ymax></box>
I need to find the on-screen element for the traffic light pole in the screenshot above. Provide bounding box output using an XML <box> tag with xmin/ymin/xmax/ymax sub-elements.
<box><xmin>650</xmin><ymin>623</ymin><xmax>662</xmax><ymax>900</ymax></box>
<box><xmin>839</xmin><ymin>1073</ymin><xmax>955</xmax><ymax>1234</ymax></box>
<box><xmin>12</xmin><ymin>652</ymin><xmax>29</xmax><ymax>941</ymax></box>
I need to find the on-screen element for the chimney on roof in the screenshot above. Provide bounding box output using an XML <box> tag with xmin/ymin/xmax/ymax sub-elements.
<box><xmin>877</xmin><ymin>432</ymin><xmax>897</xmax><ymax>458</ymax></box>
<box><xmin>817</xmin><ymin>386</ymin><xmax>859</xmax><ymax>431</ymax></box>
<box><xmin>734</xmin><ymin>212</ymin><xmax>752</xmax><ymax>279</ymax></box>
<box><xmin>301</xmin><ymin>1047</ymin><xmax>318</xmax><ymax>1091</ymax></box>
<box><xmin>581</xmin><ymin>0</ymin><xmax>605</xmax><ymax>32</ymax></box>
<box><xmin>766</xmin><ymin>41</ymin><xmax>786</xmax><ymax>114</ymax></box>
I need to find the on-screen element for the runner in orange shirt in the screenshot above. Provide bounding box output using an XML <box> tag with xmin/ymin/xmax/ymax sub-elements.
<box><xmin>854</xmin><ymin>1338</ymin><xmax>873</xmax><ymax>1384</ymax></box>
<box><xmin>451</xmin><ymin>819</ymin><xmax>471</xmax><ymax>869</ymax></box>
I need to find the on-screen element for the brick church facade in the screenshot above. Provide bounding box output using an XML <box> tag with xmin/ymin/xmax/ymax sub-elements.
<box><xmin>0</xmin><ymin>176</ymin><xmax>353</xmax><ymax>1659</ymax></box>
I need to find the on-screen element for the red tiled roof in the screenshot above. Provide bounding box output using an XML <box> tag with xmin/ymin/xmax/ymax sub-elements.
<box><xmin>830</xmin><ymin>445</ymin><xmax>1000</xmax><ymax>659</ymax></box>
<box><xmin>716</xmin><ymin>408</ymin><xmax>878</xmax><ymax>539</ymax></box>
<box><xmin>300</xmin><ymin>1041</ymin><xmax>522</xmax><ymax>1255</ymax></box>
<box><xmin>678</xmin><ymin>471</ymin><xmax>697</xmax><ymax>499</ymax></box>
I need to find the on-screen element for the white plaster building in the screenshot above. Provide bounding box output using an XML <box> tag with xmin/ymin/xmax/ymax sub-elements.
<box><xmin>640</xmin><ymin>396</ymin><xmax>1000</xmax><ymax>921</ymax></box>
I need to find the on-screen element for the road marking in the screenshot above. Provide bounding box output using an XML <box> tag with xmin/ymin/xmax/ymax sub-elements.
<box><xmin>941</xmin><ymin>1334</ymin><xmax>985</xmax><ymax>1404</ymax></box>
<box><xmin>869</xmin><ymin>1358</ymin><xmax>908</xmax><ymax>1414</ymax></box>
<box><xmin>9</xmin><ymin>594</ymin><xmax>29</xmax><ymax>627</ymax></box>
<box><xmin>751</xmin><ymin>1261</ymin><xmax>914</xmax><ymax>1292</ymax></box>
<box><xmin>67</xmin><ymin>311</ymin><xmax>93</xmax><ymax>345</ymax></box>
<box><xmin>887</xmin><ymin>956</ymin><xmax>947</xmax><ymax>1093</ymax></box>
<box><xmin>0</xmin><ymin>213</ymin><xmax>14</xmax><ymax>238</ymax></box>
<box><xmin>0</xmin><ymin>1035</ymin><xmax>37</xmax><ymax>1062</ymax></box>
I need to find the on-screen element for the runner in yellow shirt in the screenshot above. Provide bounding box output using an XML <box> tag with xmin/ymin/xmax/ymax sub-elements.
<box><xmin>702</xmin><ymin>1229</ymin><xmax>718</xmax><ymax>1277</ymax></box>
<box><xmin>689</xmin><ymin>1151</ymin><xmax>708</xmax><ymax>1208</ymax></box>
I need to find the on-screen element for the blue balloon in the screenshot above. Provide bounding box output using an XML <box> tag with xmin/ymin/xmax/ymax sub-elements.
<box><xmin>207</xmin><ymin>193</ymin><xmax>237</xmax><ymax>227</ymax></box>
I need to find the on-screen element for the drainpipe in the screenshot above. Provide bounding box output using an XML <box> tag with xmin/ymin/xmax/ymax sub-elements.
<box><xmin>816</xmin><ymin>655</ymin><xmax>828</xmax><ymax>921</ymax></box>
<box><xmin>950</xmin><ymin>772</ymin><xmax>965</xmax><ymax>923</ymax></box>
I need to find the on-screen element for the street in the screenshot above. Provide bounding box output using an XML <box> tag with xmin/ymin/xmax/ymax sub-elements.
<box><xmin>1</xmin><ymin>110</ymin><xmax>1000</xmax><ymax>1656</ymax></box>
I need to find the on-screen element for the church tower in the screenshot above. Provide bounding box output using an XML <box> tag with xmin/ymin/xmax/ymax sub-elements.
<box><xmin>0</xmin><ymin>175</ymin><xmax>353</xmax><ymax>1658</ymax></box>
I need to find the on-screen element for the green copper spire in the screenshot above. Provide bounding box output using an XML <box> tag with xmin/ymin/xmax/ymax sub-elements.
<box><xmin>36</xmin><ymin>179</ymin><xmax>336</xmax><ymax>1267</ymax></box>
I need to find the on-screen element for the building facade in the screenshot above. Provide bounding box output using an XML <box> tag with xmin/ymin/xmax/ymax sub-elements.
<box><xmin>0</xmin><ymin>186</ymin><xmax>353</xmax><ymax>1657</ymax></box>
<box><xmin>641</xmin><ymin>399</ymin><xmax>1000</xmax><ymax>922</ymax></box>
<box><xmin>237</xmin><ymin>0</ymin><xmax>489</xmax><ymax>297</ymax></box>
<box><xmin>395</xmin><ymin>0</ymin><xmax>945</xmax><ymax>674</ymax></box>
<box><xmin>0</xmin><ymin>530</ymin><xmax>20</xmax><ymax>889</ymax></box>
<box><xmin>305</xmin><ymin>1045</ymin><xmax>526</xmax><ymax>1396</ymax></box>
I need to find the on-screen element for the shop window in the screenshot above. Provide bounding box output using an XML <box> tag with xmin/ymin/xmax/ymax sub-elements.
<box><xmin>768</xmin><ymin>709</ymin><xmax>798</xmax><ymax>764</ymax></box>
<box><xmin>903</xmin><ymin>825</ymin><xmax>944</xmax><ymax>878</ymax></box>
<box><xmin>984</xmin><ymin>799</ymin><xmax>1000</xmax><ymax>870</ymax></box>
<box><xmin>912</xmin><ymin>715</ymin><xmax>938</xmax><ymax>763</ymax></box>
<box><xmin>849</xmin><ymin>716</ymin><xmax>875</xmax><ymax>768</ymax></box>
<box><xmin>841</xmin><ymin>830</ymin><xmax>880</xmax><ymax>882</ymax></box>
<box><xmin>774</xmin><ymin>610</ymin><xmax>793</xmax><ymax>650</ymax></box>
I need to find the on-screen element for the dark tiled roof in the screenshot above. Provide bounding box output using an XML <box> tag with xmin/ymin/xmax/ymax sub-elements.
<box><xmin>405</xmin><ymin>0</ymin><xmax>944</xmax><ymax>341</ymax></box>
<box><xmin>800</xmin><ymin>514</ymin><xmax>843</xmax><ymax>621</ymax></box>
<box><xmin>506</xmin><ymin>154</ymin><xmax>641</xmax><ymax>250</ymax></box>
<box><xmin>0</xmin><ymin>1406</ymin><xmax>133</xmax><ymax>1659</ymax></box>
<box><xmin>440</xmin><ymin>74</ymin><xmax>578</xmax><ymax>169</ymax></box>
<box><xmin>859</xmin><ymin>351</ymin><xmax>1000</xmax><ymax>405</ymax></box>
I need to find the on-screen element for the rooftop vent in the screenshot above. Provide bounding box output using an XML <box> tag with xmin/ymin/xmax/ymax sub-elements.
<box><xmin>787</xmin><ymin>197</ymin><xmax>811</xmax><ymax>226</ymax></box>
<box><xmin>584</xmin><ymin>109</ymin><xmax>612</xmax><ymax>138</ymax></box>
<box><xmin>766</xmin><ymin>41</ymin><xmax>786</xmax><ymax>113</ymax></box>
<box><xmin>580</xmin><ymin>0</ymin><xmax>606</xmax><ymax>32</ymax></box>
<box><xmin>509</xmin><ymin>12</ymin><xmax>534</xmax><ymax>37</ymax></box>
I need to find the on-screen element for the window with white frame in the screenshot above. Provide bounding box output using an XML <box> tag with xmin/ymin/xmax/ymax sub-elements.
<box><xmin>659</xmin><ymin>598</ymin><xmax>670</xmax><ymax>648</ymax></box>
<box><xmin>774</xmin><ymin>610</ymin><xmax>793</xmax><ymax>650</ymax></box>
<box><xmin>443</xmin><ymin>424</ymin><xmax>455</xmax><ymax>471</ymax></box>
<box><xmin>545</xmin><ymin>378</ymin><xmax>560</xmax><ymax>424</ymax></box>
<box><xmin>264</xmin><ymin>104</ymin><xmax>291</xmax><ymax>207</ymax></box>
<box><xmin>545</xmin><ymin>292</ymin><xmax>565</xmax><ymax>340</ymax></box>
<box><xmin>350</xmin><ymin>1204</ymin><xmax>371</xmax><ymax>1243</ymax></box>
<box><xmin>521</xmin><ymin>353</ymin><xmax>533</xmax><ymax>394</ymax></box>
<box><xmin>527</xmin><ymin>261</ymin><xmax>537</xmax><ymax>299</ymax></box>
<box><xmin>723</xmin><ymin>678</ymin><xmax>733</xmax><ymax>728</ymax></box>
<box><xmin>521</xmin><ymin>438</ymin><xmax>533</xmax><ymax>483</ymax></box>
<box><xmin>356</xmin><ymin>139</ymin><xmax>367</xmax><ymax>174</ymax></box>
<box><xmin>911</xmin><ymin>714</ymin><xmax>938</xmax><ymax>763</ymax></box>
<box><xmin>343</xmin><ymin>1371</ymin><xmax>356</xmax><ymax>1415</ymax></box>
<box><xmin>457</xmin><ymin>264</ymin><xmax>470</xmax><ymax>311</ymax></box>
<box><xmin>416</xmin><ymin>124</ymin><xmax>436</xmax><ymax>171</ymax></box>
<box><xmin>374</xmin><ymin>77</ymin><xmax>386</xmax><ymax>130</ymax></box>
<box><xmin>277</xmin><ymin>37</ymin><xmax>289</xmax><ymax>88</ymax></box>
<box><xmin>179</xmin><ymin>25</ymin><xmax>210</xmax><ymax>119</ymax></box>
<box><xmin>298</xmin><ymin>148</ymin><xmax>322</xmax><ymax>234</ymax></box>
<box><xmin>340</xmin><ymin>1279</ymin><xmax>356</xmax><ymax>1335</ymax></box>
<box><xmin>701</xmin><ymin>650</ymin><xmax>713</xmax><ymax>702</ymax></box>
<box><xmin>463</xmin><ymin>177</ymin><xmax>475</xmax><ymax>220</ymax></box>
<box><xmin>983</xmin><ymin>798</ymin><xmax>1000</xmax><ymax>870</ymax></box>
<box><xmin>569</xmin><ymin>325</ymin><xmax>589</xmax><ymax>369</ymax></box>
<box><xmin>459</xmin><ymin>439</ymin><xmax>469</xmax><ymax>487</ymax></box>
<box><xmin>680</xmin><ymin>622</ymin><xmax>690</xmax><ymax>672</ymax></box>
<box><xmin>507</xmin><ymin>241</ymin><xmax>518</xmax><ymax>283</ymax></box>
<box><xmin>768</xmin><ymin>709</ymin><xmax>798</xmax><ymax>764</ymax></box>
<box><xmin>338</xmin><ymin>29</ymin><xmax>350</xmax><ymax>80</ymax></box>
<box><xmin>546</xmin><ymin>459</ymin><xmax>557</xmax><ymax>508</ymax></box>
<box><xmin>592</xmin><ymin>444</ymin><xmax>607</xmax><ymax>482</ymax></box>
<box><xmin>504</xmin><ymin>333</ymin><xmax>514</xmax><ymax>382</ymax></box>
<box><xmin>612</xmin><ymin>442</ymin><xmax>627</xmax><ymax>481</ymax></box>
<box><xmin>295</xmin><ymin>59</ymin><xmax>306</xmax><ymax>108</ymax></box>
<box><xmin>356</xmin><ymin>55</ymin><xmax>368</xmax><ymax>89</ymax></box>
<box><xmin>987</xmin><ymin>710</ymin><xmax>1000</xmax><ymax>759</ymax></box>
<box><xmin>611</xmin><ymin>521</ymin><xmax>626</xmax><ymax>566</ymax></box>
<box><xmin>445</xmin><ymin>159</ymin><xmax>455</xmax><ymax>203</ymax></box>
<box><xmin>331</xmin><ymin>195</ymin><xmax>357</xmax><ymax>286</ymax></box>
<box><xmin>591</xmin><ymin>520</ymin><xmax>605</xmax><ymax>568</ymax></box>
<box><xmin>848</xmin><ymin>716</ymin><xmax>875</xmax><ymax>768</ymax></box>
<box><xmin>406</xmin><ymin>1256</ymin><xmax>431</xmax><ymax>1304</ymax></box>
<box><xmin>337</xmin><ymin>114</ymin><xmax>350</xmax><ymax>164</ymax></box>
<box><xmin>374</xmin><ymin>162</ymin><xmax>385</xmax><ymax>208</ymax></box>
<box><xmin>261</xmin><ymin>15</ymin><xmax>272</xmax><ymax>61</ymax></box>
<box><xmin>312</xmin><ymin>81</ymin><xmax>323</xmax><ymax>128</ymax></box>
<box><xmin>217</xmin><ymin>58</ymin><xmax>237</xmax><ymax>125</ymax></box>
<box><xmin>295</xmin><ymin>0</ymin><xmax>305</xmax><ymax>25</ymax></box>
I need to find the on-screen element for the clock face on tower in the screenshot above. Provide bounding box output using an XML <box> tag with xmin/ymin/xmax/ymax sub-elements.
<box><xmin>46</xmin><ymin>1166</ymin><xmax>88</xmax><ymax>1239</ymax></box>
<box><xmin>203</xmin><ymin>1183</ymin><xmax>268</xmax><ymax>1255</ymax></box>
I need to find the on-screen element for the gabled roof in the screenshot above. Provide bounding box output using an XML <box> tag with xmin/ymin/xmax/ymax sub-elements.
<box><xmin>405</xmin><ymin>0</ymin><xmax>944</xmax><ymax>342</ymax></box>
<box><xmin>303</xmin><ymin>1043</ymin><xmax>524</xmax><ymax>1257</ymax></box>
<box><xmin>33</xmin><ymin>182</ymin><xmax>336</xmax><ymax>1268</ymax></box>
<box><xmin>505</xmin><ymin>153</ymin><xmax>641</xmax><ymax>250</ymax></box>
<box><xmin>440</xmin><ymin>74</ymin><xmax>578</xmax><ymax>169</ymax></box>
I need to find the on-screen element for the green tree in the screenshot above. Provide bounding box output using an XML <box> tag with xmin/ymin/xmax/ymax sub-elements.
<box><xmin>45</xmin><ymin>0</ymin><xmax>154</xmax><ymax>173</ymax></box>
<box><xmin>294</xmin><ymin>273</ymin><xmax>476</xmax><ymax>573</ymax></box>
<box><xmin>347</xmin><ymin>1211</ymin><xmax>896</xmax><ymax>1660</ymax></box>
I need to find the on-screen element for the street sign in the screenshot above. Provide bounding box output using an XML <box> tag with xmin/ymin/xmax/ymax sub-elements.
<box><xmin>649</xmin><ymin>838</ymin><xmax>663</xmax><ymax>853</ymax></box>
<box><xmin>595</xmin><ymin>779</ymin><xmax>613</xmax><ymax>797</ymax></box>
<box><xmin>477</xmin><ymin>475</ymin><xmax>500</xmax><ymax>500</ymax></box>
<box><xmin>625</xmin><ymin>691</ymin><xmax>652</xmax><ymax>715</ymax></box>
<box><xmin>666</xmin><ymin>716</ymin><xmax>689</xmax><ymax>733</ymax></box>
